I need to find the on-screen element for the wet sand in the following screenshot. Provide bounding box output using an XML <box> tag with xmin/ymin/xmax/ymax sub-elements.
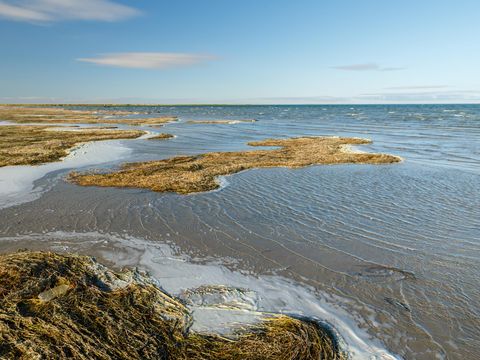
<box><xmin>0</xmin><ymin>232</ymin><xmax>396</xmax><ymax>360</ymax></box>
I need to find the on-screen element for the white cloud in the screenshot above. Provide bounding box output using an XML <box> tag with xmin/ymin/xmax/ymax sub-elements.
<box><xmin>0</xmin><ymin>0</ymin><xmax>140</xmax><ymax>22</ymax></box>
<box><xmin>333</xmin><ymin>63</ymin><xmax>405</xmax><ymax>72</ymax></box>
<box><xmin>0</xmin><ymin>2</ymin><xmax>49</xmax><ymax>21</ymax></box>
<box><xmin>77</xmin><ymin>52</ymin><xmax>216</xmax><ymax>69</ymax></box>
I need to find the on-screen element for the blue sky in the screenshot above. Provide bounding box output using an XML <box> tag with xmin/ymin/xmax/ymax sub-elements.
<box><xmin>1</xmin><ymin>0</ymin><xmax>479</xmax><ymax>104</ymax></box>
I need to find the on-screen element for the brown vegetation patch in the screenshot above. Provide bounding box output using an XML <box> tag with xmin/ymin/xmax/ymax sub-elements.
<box><xmin>70</xmin><ymin>136</ymin><xmax>401</xmax><ymax>194</ymax></box>
<box><xmin>115</xmin><ymin>117</ymin><xmax>178</xmax><ymax>126</ymax></box>
<box><xmin>147</xmin><ymin>133</ymin><xmax>175</xmax><ymax>140</ymax></box>
<box><xmin>0</xmin><ymin>125</ymin><xmax>144</xmax><ymax>167</ymax></box>
<box><xmin>0</xmin><ymin>251</ymin><xmax>345</xmax><ymax>360</ymax></box>
<box><xmin>0</xmin><ymin>105</ymin><xmax>177</xmax><ymax>126</ymax></box>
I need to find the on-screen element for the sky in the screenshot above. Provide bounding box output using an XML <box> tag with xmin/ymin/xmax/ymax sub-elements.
<box><xmin>1</xmin><ymin>0</ymin><xmax>479</xmax><ymax>104</ymax></box>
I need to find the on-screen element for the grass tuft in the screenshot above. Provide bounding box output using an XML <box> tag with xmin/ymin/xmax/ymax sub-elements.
<box><xmin>147</xmin><ymin>133</ymin><xmax>175</xmax><ymax>140</ymax></box>
<box><xmin>0</xmin><ymin>251</ymin><xmax>346</xmax><ymax>360</ymax></box>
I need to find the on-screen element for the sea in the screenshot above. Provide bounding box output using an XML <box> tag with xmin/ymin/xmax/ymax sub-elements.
<box><xmin>0</xmin><ymin>104</ymin><xmax>478</xmax><ymax>359</ymax></box>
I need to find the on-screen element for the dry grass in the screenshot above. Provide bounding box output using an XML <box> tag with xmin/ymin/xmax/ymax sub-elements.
<box><xmin>186</xmin><ymin>316</ymin><xmax>344</xmax><ymax>360</ymax></box>
<box><xmin>186</xmin><ymin>119</ymin><xmax>256</xmax><ymax>124</ymax></box>
<box><xmin>115</xmin><ymin>117</ymin><xmax>178</xmax><ymax>127</ymax></box>
<box><xmin>148</xmin><ymin>133</ymin><xmax>175</xmax><ymax>140</ymax></box>
<box><xmin>70</xmin><ymin>136</ymin><xmax>401</xmax><ymax>194</ymax></box>
<box><xmin>0</xmin><ymin>105</ymin><xmax>177</xmax><ymax>126</ymax></box>
<box><xmin>0</xmin><ymin>251</ymin><xmax>345</xmax><ymax>360</ymax></box>
<box><xmin>0</xmin><ymin>125</ymin><xmax>144</xmax><ymax>167</ymax></box>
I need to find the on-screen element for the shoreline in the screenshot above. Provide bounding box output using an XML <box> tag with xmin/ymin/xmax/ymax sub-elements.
<box><xmin>0</xmin><ymin>230</ymin><xmax>398</xmax><ymax>360</ymax></box>
<box><xmin>0</xmin><ymin>122</ymin><xmax>171</xmax><ymax>209</ymax></box>
<box><xmin>0</xmin><ymin>124</ymin><xmax>145</xmax><ymax>167</ymax></box>
<box><xmin>0</xmin><ymin>250</ymin><xmax>346</xmax><ymax>359</ymax></box>
<box><xmin>2</xmin><ymin>103</ymin><xmax>479</xmax><ymax>107</ymax></box>
<box><xmin>0</xmin><ymin>137</ymin><xmax>134</xmax><ymax>209</ymax></box>
<box><xmin>0</xmin><ymin>105</ymin><xmax>178</xmax><ymax>125</ymax></box>
<box><xmin>0</xmin><ymin>103</ymin><xmax>476</xmax><ymax>358</ymax></box>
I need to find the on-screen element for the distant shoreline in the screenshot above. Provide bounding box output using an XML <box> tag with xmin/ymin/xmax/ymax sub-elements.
<box><xmin>1</xmin><ymin>103</ymin><xmax>480</xmax><ymax>107</ymax></box>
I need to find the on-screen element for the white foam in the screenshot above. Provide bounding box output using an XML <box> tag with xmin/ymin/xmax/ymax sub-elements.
<box><xmin>0</xmin><ymin>140</ymin><xmax>132</xmax><ymax>209</ymax></box>
<box><xmin>138</xmin><ymin>130</ymin><xmax>155</xmax><ymax>139</ymax></box>
<box><xmin>225</xmin><ymin>120</ymin><xmax>256</xmax><ymax>124</ymax></box>
<box><xmin>131</xmin><ymin>240</ymin><xmax>399</xmax><ymax>360</ymax></box>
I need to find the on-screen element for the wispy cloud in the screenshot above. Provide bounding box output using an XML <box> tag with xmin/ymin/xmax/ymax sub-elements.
<box><xmin>384</xmin><ymin>85</ymin><xmax>449</xmax><ymax>90</ymax></box>
<box><xmin>0</xmin><ymin>0</ymin><xmax>140</xmax><ymax>23</ymax></box>
<box><xmin>77</xmin><ymin>52</ymin><xmax>216</xmax><ymax>69</ymax></box>
<box><xmin>333</xmin><ymin>63</ymin><xmax>405</xmax><ymax>72</ymax></box>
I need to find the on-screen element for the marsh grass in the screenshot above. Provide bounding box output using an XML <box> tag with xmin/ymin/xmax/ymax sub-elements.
<box><xmin>0</xmin><ymin>251</ymin><xmax>346</xmax><ymax>360</ymax></box>
<box><xmin>0</xmin><ymin>125</ymin><xmax>144</xmax><ymax>167</ymax></box>
<box><xmin>185</xmin><ymin>316</ymin><xmax>344</xmax><ymax>360</ymax></box>
<box><xmin>148</xmin><ymin>133</ymin><xmax>175</xmax><ymax>140</ymax></box>
<box><xmin>113</xmin><ymin>117</ymin><xmax>178</xmax><ymax>126</ymax></box>
<box><xmin>70</xmin><ymin>136</ymin><xmax>401</xmax><ymax>194</ymax></box>
<box><xmin>0</xmin><ymin>105</ymin><xmax>177</xmax><ymax>126</ymax></box>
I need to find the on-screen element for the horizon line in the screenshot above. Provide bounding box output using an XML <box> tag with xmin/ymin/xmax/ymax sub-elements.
<box><xmin>1</xmin><ymin>102</ymin><xmax>480</xmax><ymax>107</ymax></box>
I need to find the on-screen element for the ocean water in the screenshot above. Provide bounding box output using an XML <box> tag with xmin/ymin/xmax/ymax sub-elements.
<box><xmin>0</xmin><ymin>105</ymin><xmax>479</xmax><ymax>359</ymax></box>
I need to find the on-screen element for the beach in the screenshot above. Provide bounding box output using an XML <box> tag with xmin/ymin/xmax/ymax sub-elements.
<box><xmin>0</xmin><ymin>105</ymin><xmax>479</xmax><ymax>359</ymax></box>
